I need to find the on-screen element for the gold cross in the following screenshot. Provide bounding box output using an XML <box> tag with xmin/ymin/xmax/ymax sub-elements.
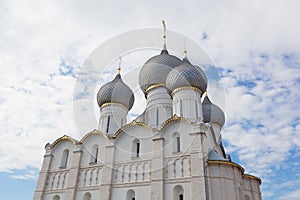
<box><xmin>117</xmin><ymin>56</ymin><xmax>122</xmax><ymax>74</ymax></box>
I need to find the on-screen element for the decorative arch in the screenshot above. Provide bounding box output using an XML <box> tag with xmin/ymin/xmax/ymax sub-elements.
<box><xmin>158</xmin><ymin>115</ymin><xmax>192</xmax><ymax>131</ymax></box>
<box><xmin>112</xmin><ymin>120</ymin><xmax>152</xmax><ymax>139</ymax></box>
<box><xmin>51</xmin><ymin>135</ymin><xmax>78</xmax><ymax>149</ymax></box>
<box><xmin>83</xmin><ymin>192</ymin><xmax>92</xmax><ymax>200</ymax></box>
<box><xmin>53</xmin><ymin>195</ymin><xmax>60</xmax><ymax>200</ymax></box>
<box><xmin>173</xmin><ymin>185</ymin><xmax>184</xmax><ymax>200</ymax></box>
<box><xmin>126</xmin><ymin>189</ymin><xmax>135</xmax><ymax>200</ymax></box>
<box><xmin>80</xmin><ymin>129</ymin><xmax>108</xmax><ymax>143</ymax></box>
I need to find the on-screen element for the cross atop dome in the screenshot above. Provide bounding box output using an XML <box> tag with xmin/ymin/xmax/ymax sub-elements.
<box><xmin>117</xmin><ymin>56</ymin><xmax>122</xmax><ymax>75</ymax></box>
<box><xmin>162</xmin><ymin>20</ymin><xmax>167</xmax><ymax>51</ymax></box>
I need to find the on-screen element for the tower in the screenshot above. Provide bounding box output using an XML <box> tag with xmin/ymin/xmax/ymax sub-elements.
<box><xmin>97</xmin><ymin>58</ymin><xmax>134</xmax><ymax>137</ymax></box>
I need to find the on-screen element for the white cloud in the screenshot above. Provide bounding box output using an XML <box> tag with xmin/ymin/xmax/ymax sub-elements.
<box><xmin>279</xmin><ymin>189</ymin><xmax>300</xmax><ymax>200</ymax></box>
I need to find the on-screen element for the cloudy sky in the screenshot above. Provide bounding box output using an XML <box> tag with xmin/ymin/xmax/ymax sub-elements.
<box><xmin>0</xmin><ymin>0</ymin><xmax>300</xmax><ymax>199</ymax></box>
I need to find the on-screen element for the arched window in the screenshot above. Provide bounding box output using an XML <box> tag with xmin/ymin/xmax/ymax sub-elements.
<box><xmin>173</xmin><ymin>133</ymin><xmax>181</xmax><ymax>153</ymax></box>
<box><xmin>245</xmin><ymin>195</ymin><xmax>251</xmax><ymax>200</ymax></box>
<box><xmin>53</xmin><ymin>195</ymin><xmax>60</xmax><ymax>200</ymax></box>
<box><xmin>90</xmin><ymin>145</ymin><xmax>99</xmax><ymax>164</ymax></box>
<box><xmin>83</xmin><ymin>192</ymin><xmax>92</xmax><ymax>200</ymax></box>
<box><xmin>60</xmin><ymin>149</ymin><xmax>69</xmax><ymax>168</ymax></box>
<box><xmin>132</xmin><ymin>139</ymin><xmax>140</xmax><ymax>158</ymax></box>
<box><xmin>126</xmin><ymin>189</ymin><xmax>135</xmax><ymax>200</ymax></box>
<box><xmin>173</xmin><ymin>185</ymin><xmax>184</xmax><ymax>200</ymax></box>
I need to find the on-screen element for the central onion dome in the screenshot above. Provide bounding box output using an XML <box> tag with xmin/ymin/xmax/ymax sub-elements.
<box><xmin>166</xmin><ymin>53</ymin><xmax>208</xmax><ymax>94</ymax></box>
<box><xmin>97</xmin><ymin>74</ymin><xmax>135</xmax><ymax>110</ymax></box>
<box><xmin>139</xmin><ymin>47</ymin><xmax>182</xmax><ymax>93</ymax></box>
<box><xmin>202</xmin><ymin>96</ymin><xmax>225</xmax><ymax>127</ymax></box>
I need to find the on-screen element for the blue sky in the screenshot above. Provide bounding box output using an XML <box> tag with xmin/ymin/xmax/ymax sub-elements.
<box><xmin>0</xmin><ymin>0</ymin><xmax>300</xmax><ymax>199</ymax></box>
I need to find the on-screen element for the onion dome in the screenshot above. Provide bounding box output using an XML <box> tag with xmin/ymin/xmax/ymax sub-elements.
<box><xmin>139</xmin><ymin>48</ymin><xmax>182</xmax><ymax>93</ymax></box>
<box><xmin>208</xmin><ymin>149</ymin><xmax>227</xmax><ymax>161</ymax></box>
<box><xmin>139</xmin><ymin>20</ymin><xmax>182</xmax><ymax>93</ymax></box>
<box><xmin>202</xmin><ymin>96</ymin><xmax>225</xmax><ymax>127</ymax></box>
<box><xmin>97</xmin><ymin>74</ymin><xmax>135</xmax><ymax>110</ymax></box>
<box><xmin>166</xmin><ymin>52</ymin><xmax>208</xmax><ymax>93</ymax></box>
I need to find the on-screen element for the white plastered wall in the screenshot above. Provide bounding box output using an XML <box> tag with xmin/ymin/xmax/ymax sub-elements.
<box><xmin>111</xmin><ymin>185</ymin><xmax>150</xmax><ymax>200</ymax></box>
<box><xmin>160</xmin><ymin>120</ymin><xmax>193</xmax><ymax>156</ymax></box>
<box><xmin>207</xmin><ymin>163</ymin><xmax>244</xmax><ymax>200</ymax></box>
<box><xmin>80</xmin><ymin>134</ymin><xmax>107</xmax><ymax>166</ymax></box>
<box><xmin>114</xmin><ymin>125</ymin><xmax>153</xmax><ymax>162</ymax></box>
<box><xmin>49</xmin><ymin>140</ymin><xmax>75</xmax><ymax>171</ymax></box>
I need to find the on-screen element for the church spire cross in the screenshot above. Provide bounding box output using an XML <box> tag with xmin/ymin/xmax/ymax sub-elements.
<box><xmin>117</xmin><ymin>56</ymin><xmax>122</xmax><ymax>75</ymax></box>
<box><xmin>162</xmin><ymin>20</ymin><xmax>167</xmax><ymax>49</ymax></box>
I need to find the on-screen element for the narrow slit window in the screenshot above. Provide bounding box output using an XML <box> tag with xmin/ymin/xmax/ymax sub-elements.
<box><xmin>60</xmin><ymin>149</ymin><xmax>69</xmax><ymax>168</ymax></box>
<box><xmin>94</xmin><ymin>147</ymin><xmax>98</xmax><ymax>163</ymax></box>
<box><xmin>136</xmin><ymin>142</ymin><xmax>140</xmax><ymax>157</ymax></box>
<box><xmin>90</xmin><ymin>145</ymin><xmax>99</xmax><ymax>164</ymax></box>
<box><xmin>106</xmin><ymin>115</ymin><xmax>110</xmax><ymax>133</ymax></box>
<box><xmin>176</xmin><ymin>136</ymin><xmax>180</xmax><ymax>152</ymax></box>
<box><xmin>132</xmin><ymin>139</ymin><xmax>140</xmax><ymax>158</ymax></box>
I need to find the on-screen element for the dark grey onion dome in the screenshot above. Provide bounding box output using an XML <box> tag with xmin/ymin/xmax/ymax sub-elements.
<box><xmin>139</xmin><ymin>49</ymin><xmax>182</xmax><ymax>93</ymax></box>
<box><xmin>166</xmin><ymin>58</ymin><xmax>208</xmax><ymax>93</ymax></box>
<box><xmin>202</xmin><ymin>96</ymin><xmax>225</xmax><ymax>127</ymax></box>
<box><xmin>97</xmin><ymin>74</ymin><xmax>135</xmax><ymax>110</ymax></box>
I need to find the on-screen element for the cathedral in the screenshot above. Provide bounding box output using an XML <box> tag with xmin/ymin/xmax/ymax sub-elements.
<box><xmin>33</xmin><ymin>23</ymin><xmax>262</xmax><ymax>200</ymax></box>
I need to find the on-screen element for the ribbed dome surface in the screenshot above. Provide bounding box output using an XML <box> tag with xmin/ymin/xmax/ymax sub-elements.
<box><xmin>202</xmin><ymin>96</ymin><xmax>225</xmax><ymax>127</ymax></box>
<box><xmin>139</xmin><ymin>50</ymin><xmax>182</xmax><ymax>93</ymax></box>
<box><xmin>166</xmin><ymin>58</ymin><xmax>207</xmax><ymax>93</ymax></box>
<box><xmin>97</xmin><ymin>74</ymin><xmax>135</xmax><ymax>110</ymax></box>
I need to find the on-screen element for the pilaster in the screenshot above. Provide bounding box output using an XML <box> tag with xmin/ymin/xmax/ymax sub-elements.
<box><xmin>33</xmin><ymin>143</ymin><xmax>53</xmax><ymax>200</ymax></box>
<box><xmin>64</xmin><ymin>144</ymin><xmax>83</xmax><ymax>200</ymax></box>
<box><xmin>189</xmin><ymin>124</ymin><xmax>207</xmax><ymax>200</ymax></box>
<box><xmin>150</xmin><ymin>133</ymin><xmax>164</xmax><ymax>200</ymax></box>
<box><xmin>99</xmin><ymin>140</ymin><xmax>115</xmax><ymax>200</ymax></box>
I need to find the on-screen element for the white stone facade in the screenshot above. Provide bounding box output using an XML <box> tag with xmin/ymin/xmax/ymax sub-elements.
<box><xmin>34</xmin><ymin>35</ymin><xmax>262</xmax><ymax>200</ymax></box>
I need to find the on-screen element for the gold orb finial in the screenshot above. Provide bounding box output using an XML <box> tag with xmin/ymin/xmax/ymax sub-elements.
<box><xmin>117</xmin><ymin>56</ymin><xmax>122</xmax><ymax>75</ymax></box>
<box><xmin>184</xmin><ymin>48</ymin><xmax>187</xmax><ymax>58</ymax></box>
